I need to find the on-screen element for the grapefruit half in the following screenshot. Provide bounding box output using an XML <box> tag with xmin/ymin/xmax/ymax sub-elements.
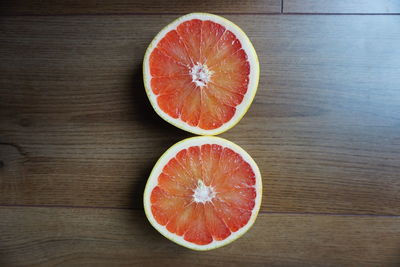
<box><xmin>143</xmin><ymin>13</ymin><xmax>260</xmax><ymax>135</ymax></box>
<box><xmin>143</xmin><ymin>136</ymin><xmax>262</xmax><ymax>250</ymax></box>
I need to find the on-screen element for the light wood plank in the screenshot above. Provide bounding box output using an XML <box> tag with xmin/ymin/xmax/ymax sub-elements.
<box><xmin>1</xmin><ymin>15</ymin><xmax>400</xmax><ymax>214</ymax></box>
<box><xmin>0</xmin><ymin>0</ymin><xmax>281</xmax><ymax>15</ymax></box>
<box><xmin>0</xmin><ymin>207</ymin><xmax>399</xmax><ymax>266</ymax></box>
<box><xmin>284</xmin><ymin>0</ymin><xmax>400</xmax><ymax>14</ymax></box>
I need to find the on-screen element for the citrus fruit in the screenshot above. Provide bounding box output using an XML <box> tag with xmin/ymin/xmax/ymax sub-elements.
<box><xmin>143</xmin><ymin>136</ymin><xmax>262</xmax><ymax>250</ymax></box>
<box><xmin>143</xmin><ymin>13</ymin><xmax>260</xmax><ymax>135</ymax></box>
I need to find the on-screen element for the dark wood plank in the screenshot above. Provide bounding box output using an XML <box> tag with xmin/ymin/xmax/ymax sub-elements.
<box><xmin>284</xmin><ymin>0</ymin><xmax>400</xmax><ymax>14</ymax></box>
<box><xmin>1</xmin><ymin>207</ymin><xmax>399</xmax><ymax>266</ymax></box>
<box><xmin>0</xmin><ymin>0</ymin><xmax>281</xmax><ymax>15</ymax></box>
<box><xmin>1</xmin><ymin>15</ymin><xmax>400</xmax><ymax>214</ymax></box>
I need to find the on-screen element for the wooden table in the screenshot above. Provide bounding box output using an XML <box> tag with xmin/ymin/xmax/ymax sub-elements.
<box><xmin>1</xmin><ymin>1</ymin><xmax>400</xmax><ymax>266</ymax></box>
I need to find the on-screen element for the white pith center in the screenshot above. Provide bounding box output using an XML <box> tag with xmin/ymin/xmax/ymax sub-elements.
<box><xmin>190</xmin><ymin>63</ymin><xmax>214</xmax><ymax>87</ymax></box>
<box><xmin>193</xmin><ymin>180</ymin><xmax>216</xmax><ymax>203</ymax></box>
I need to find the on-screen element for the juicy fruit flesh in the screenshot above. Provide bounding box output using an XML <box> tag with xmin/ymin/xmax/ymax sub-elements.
<box><xmin>149</xmin><ymin>19</ymin><xmax>250</xmax><ymax>130</ymax></box>
<box><xmin>150</xmin><ymin>144</ymin><xmax>257</xmax><ymax>245</ymax></box>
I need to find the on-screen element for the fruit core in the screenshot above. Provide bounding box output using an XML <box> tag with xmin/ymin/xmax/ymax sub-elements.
<box><xmin>193</xmin><ymin>180</ymin><xmax>216</xmax><ymax>203</ymax></box>
<box><xmin>190</xmin><ymin>63</ymin><xmax>214</xmax><ymax>87</ymax></box>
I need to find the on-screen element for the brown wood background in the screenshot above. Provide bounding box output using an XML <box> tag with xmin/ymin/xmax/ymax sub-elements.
<box><xmin>1</xmin><ymin>1</ymin><xmax>400</xmax><ymax>266</ymax></box>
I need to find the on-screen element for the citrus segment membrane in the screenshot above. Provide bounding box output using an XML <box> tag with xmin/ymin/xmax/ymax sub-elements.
<box><xmin>144</xmin><ymin>137</ymin><xmax>262</xmax><ymax>250</ymax></box>
<box><xmin>144</xmin><ymin>13</ymin><xmax>259</xmax><ymax>135</ymax></box>
<box><xmin>150</xmin><ymin>20</ymin><xmax>247</xmax><ymax>129</ymax></box>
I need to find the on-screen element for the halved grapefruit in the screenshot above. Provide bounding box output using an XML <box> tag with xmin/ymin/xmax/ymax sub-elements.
<box><xmin>143</xmin><ymin>136</ymin><xmax>262</xmax><ymax>250</ymax></box>
<box><xmin>143</xmin><ymin>13</ymin><xmax>260</xmax><ymax>135</ymax></box>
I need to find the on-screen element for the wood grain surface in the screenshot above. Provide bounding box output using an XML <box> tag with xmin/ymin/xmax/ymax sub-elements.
<box><xmin>1</xmin><ymin>207</ymin><xmax>399</xmax><ymax>266</ymax></box>
<box><xmin>0</xmin><ymin>0</ymin><xmax>281</xmax><ymax>15</ymax></box>
<box><xmin>1</xmin><ymin>15</ymin><xmax>399</xmax><ymax>214</ymax></box>
<box><xmin>284</xmin><ymin>0</ymin><xmax>400</xmax><ymax>14</ymax></box>
<box><xmin>1</xmin><ymin>3</ymin><xmax>400</xmax><ymax>267</ymax></box>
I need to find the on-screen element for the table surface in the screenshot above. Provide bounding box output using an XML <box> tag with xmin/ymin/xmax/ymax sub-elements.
<box><xmin>1</xmin><ymin>1</ymin><xmax>400</xmax><ymax>266</ymax></box>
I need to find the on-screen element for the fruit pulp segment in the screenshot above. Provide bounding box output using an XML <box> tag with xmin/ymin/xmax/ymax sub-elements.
<box><xmin>150</xmin><ymin>144</ymin><xmax>256</xmax><ymax>245</ymax></box>
<box><xmin>149</xmin><ymin>19</ymin><xmax>251</xmax><ymax>130</ymax></box>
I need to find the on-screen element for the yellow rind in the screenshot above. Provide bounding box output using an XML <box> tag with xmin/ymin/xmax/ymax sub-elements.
<box><xmin>143</xmin><ymin>13</ymin><xmax>260</xmax><ymax>136</ymax></box>
<box><xmin>143</xmin><ymin>136</ymin><xmax>262</xmax><ymax>251</ymax></box>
